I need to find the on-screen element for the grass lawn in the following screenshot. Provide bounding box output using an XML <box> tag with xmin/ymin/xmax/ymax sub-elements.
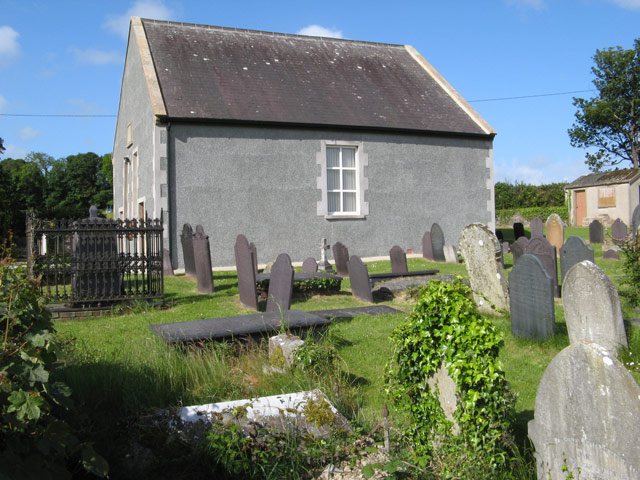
<box><xmin>52</xmin><ymin>228</ymin><xmax>640</xmax><ymax>478</ymax></box>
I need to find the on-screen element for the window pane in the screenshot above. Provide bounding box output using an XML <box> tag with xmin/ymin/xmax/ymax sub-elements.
<box><xmin>327</xmin><ymin>170</ymin><xmax>340</xmax><ymax>190</ymax></box>
<box><xmin>342</xmin><ymin>148</ymin><xmax>356</xmax><ymax>168</ymax></box>
<box><xmin>327</xmin><ymin>147</ymin><xmax>340</xmax><ymax>168</ymax></box>
<box><xmin>328</xmin><ymin>192</ymin><xmax>340</xmax><ymax>213</ymax></box>
<box><xmin>343</xmin><ymin>170</ymin><xmax>356</xmax><ymax>190</ymax></box>
<box><xmin>343</xmin><ymin>193</ymin><xmax>356</xmax><ymax>212</ymax></box>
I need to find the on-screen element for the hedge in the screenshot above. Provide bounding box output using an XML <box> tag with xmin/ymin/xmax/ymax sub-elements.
<box><xmin>495</xmin><ymin>206</ymin><xmax>569</xmax><ymax>226</ymax></box>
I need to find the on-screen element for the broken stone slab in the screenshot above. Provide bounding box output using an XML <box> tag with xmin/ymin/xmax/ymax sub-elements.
<box><xmin>268</xmin><ymin>333</ymin><xmax>304</xmax><ymax>370</ymax></box>
<box><xmin>371</xmin><ymin>274</ymin><xmax>456</xmax><ymax>294</ymax></box>
<box><xmin>426</xmin><ymin>363</ymin><xmax>459</xmax><ymax>435</ymax></box>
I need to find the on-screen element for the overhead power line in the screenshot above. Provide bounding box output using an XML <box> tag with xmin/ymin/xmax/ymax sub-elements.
<box><xmin>0</xmin><ymin>113</ymin><xmax>116</xmax><ymax>118</ymax></box>
<box><xmin>468</xmin><ymin>89</ymin><xmax>597</xmax><ymax>103</ymax></box>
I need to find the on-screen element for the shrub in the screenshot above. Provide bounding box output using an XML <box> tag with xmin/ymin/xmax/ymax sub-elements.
<box><xmin>621</xmin><ymin>235</ymin><xmax>640</xmax><ymax>307</ymax></box>
<box><xmin>386</xmin><ymin>278</ymin><xmax>515</xmax><ymax>478</ymax></box>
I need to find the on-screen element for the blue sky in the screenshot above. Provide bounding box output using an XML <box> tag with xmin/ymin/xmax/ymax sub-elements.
<box><xmin>1</xmin><ymin>0</ymin><xmax>639</xmax><ymax>184</ymax></box>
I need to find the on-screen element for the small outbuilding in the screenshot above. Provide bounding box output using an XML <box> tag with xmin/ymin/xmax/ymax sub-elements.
<box><xmin>564</xmin><ymin>168</ymin><xmax>640</xmax><ymax>226</ymax></box>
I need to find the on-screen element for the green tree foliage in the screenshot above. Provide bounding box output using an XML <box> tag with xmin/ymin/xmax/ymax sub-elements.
<box><xmin>0</xmin><ymin>137</ymin><xmax>5</xmax><ymax>155</ymax></box>
<box><xmin>494</xmin><ymin>180</ymin><xmax>566</xmax><ymax>210</ymax></box>
<box><xmin>568</xmin><ymin>39</ymin><xmax>640</xmax><ymax>171</ymax></box>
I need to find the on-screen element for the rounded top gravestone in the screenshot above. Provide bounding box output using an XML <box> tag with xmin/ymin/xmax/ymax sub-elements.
<box><xmin>545</xmin><ymin>214</ymin><xmax>564</xmax><ymax>251</ymax></box>
<box><xmin>430</xmin><ymin>223</ymin><xmax>445</xmax><ymax>262</ymax></box>
<box><xmin>612</xmin><ymin>218</ymin><xmax>628</xmax><ymax>244</ymax></box>
<box><xmin>530</xmin><ymin>216</ymin><xmax>544</xmax><ymax>239</ymax></box>
<box><xmin>588</xmin><ymin>219</ymin><xmax>604</xmax><ymax>244</ymax></box>
<box><xmin>559</xmin><ymin>235</ymin><xmax>594</xmax><ymax>282</ymax></box>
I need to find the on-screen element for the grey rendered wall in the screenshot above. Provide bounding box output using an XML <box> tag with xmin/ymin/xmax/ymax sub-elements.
<box><xmin>169</xmin><ymin>124</ymin><xmax>493</xmax><ymax>268</ymax></box>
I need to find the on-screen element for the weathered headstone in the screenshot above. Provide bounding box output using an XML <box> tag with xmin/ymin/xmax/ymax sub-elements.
<box><xmin>430</xmin><ymin>223</ymin><xmax>446</xmax><ymax>262</ymax></box>
<box><xmin>422</xmin><ymin>231</ymin><xmax>434</xmax><ymax>260</ymax></box>
<box><xmin>545</xmin><ymin>213</ymin><xmax>564</xmax><ymax>251</ymax></box>
<box><xmin>612</xmin><ymin>218</ymin><xmax>629</xmax><ymax>244</ymax></box>
<box><xmin>510</xmin><ymin>236</ymin><xmax>529</xmax><ymax>266</ymax></box>
<box><xmin>588</xmin><ymin>219</ymin><xmax>604</xmax><ymax>244</ymax></box>
<box><xmin>443</xmin><ymin>244</ymin><xmax>459</xmax><ymax>263</ymax></box>
<box><xmin>318</xmin><ymin>238</ymin><xmax>334</xmax><ymax>272</ymax></box>
<box><xmin>301</xmin><ymin>257</ymin><xmax>318</xmax><ymax>273</ymax></box>
<box><xmin>559</xmin><ymin>236</ymin><xmax>594</xmax><ymax>282</ymax></box>
<box><xmin>347</xmin><ymin>255</ymin><xmax>373</xmax><ymax>303</ymax></box>
<box><xmin>502</xmin><ymin>241</ymin><xmax>510</xmax><ymax>254</ymax></box>
<box><xmin>530</xmin><ymin>217</ymin><xmax>544</xmax><ymax>239</ymax></box>
<box><xmin>193</xmin><ymin>225</ymin><xmax>214</xmax><ymax>293</ymax></box>
<box><xmin>525</xmin><ymin>237</ymin><xmax>558</xmax><ymax>297</ymax></box>
<box><xmin>389</xmin><ymin>245</ymin><xmax>408</xmax><ymax>273</ymax></box>
<box><xmin>332</xmin><ymin>241</ymin><xmax>350</xmax><ymax>276</ymax></box>
<box><xmin>249</xmin><ymin>242</ymin><xmax>258</xmax><ymax>275</ymax></box>
<box><xmin>269</xmin><ymin>334</ymin><xmax>305</xmax><ymax>370</ymax></box>
<box><xmin>509</xmin><ymin>254</ymin><xmax>555</xmax><ymax>340</ymax></box>
<box><xmin>513</xmin><ymin>222</ymin><xmax>525</xmax><ymax>240</ymax></box>
<box><xmin>604</xmin><ymin>249</ymin><xmax>620</xmax><ymax>260</ymax></box>
<box><xmin>180</xmin><ymin>223</ymin><xmax>196</xmax><ymax>276</ymax></box>
<box><xmin>266</xmin><ymin>253</ymin><xmax>294</xmax><ymax>313</ymax></box>
<box><xmin>234</xmin><ymin>234</ymin><xmax>258</xmax><ymax>310</ymax></box>
<box><xmin>458</xmin><ymin>224</ymin><xmax>509</xmax><ymax>314</ymax></box>
<box><xmin>562</xmin><ymin>260</ymin><xmax>627</xmax><ymax>352</ymax></box>
<box><xmin>162</xmin><ymin>248</ymin><xmax>174</xmax><ymax>276</ymax></box>
<box><xmin>528</xmin><ymin>342</ymin><xmax>640</xmax><ymax>480</ymax></box>
<box><xmin>633</xmin><ymin>204</ymin><xmax>640</xmax><ymax>237</ymax></box>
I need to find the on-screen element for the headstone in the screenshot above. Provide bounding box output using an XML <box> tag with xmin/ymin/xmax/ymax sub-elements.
<box><xmin>331</xmin><ymin>241</ymin><xmax>349</xmax><ymax>276</ymax></box>
<box><xmin>502</xmin><ymin>241</ymin><xmax>510</xmax><ymax>254</ymax></box>
<box><xmin>528</xmin><ymin>342</ymin><xmax>640</xmax><ymax>480</ymax></box>
<box><xmin>266</xmin><ymin>253</ymin><xmax>294</xmax><ymax>313</ymax></box>
<box><xmin>422</xmin><ymin>231</ymin><xmax>434</xmax><ymax>260</ymax></box>
<box><xmin>496</xmin><ymin>230</ymin><xmax>504</xmax><ymax>243</ymax></box>
<box><xmin>513</xmin><ymin>222</ymin><xmax>525</xmax><ymax>240</ymax></box>
<box><xmin>525</xmin><ymin>237</ymin><xmax>558</xmax><ymax>297</ymax></box>
<box><xmin>269</xmin><ymin>334</ymin><xmax>305</xmax><ymax>370</ymax></box>
<box><xmin>426</xmin><ymin>363</ymin><xmax>459</xmax><ymax>435</ymax></box>
<box><xmin>162</xmin><ymin>248</ymin><xmax>174</xmax><ymax>276</ymax></box>
<box><xmin>559</xmin><ymin>236</ymin><xmax>594</xmax><ymax>282</ymax></box>
<box><xmin>318</xmin><ymin>238</ymin><xmax>334</xmax><ymax>272</ymax></box>
<box><xmin>510</xmin><ymin>236</ymin><xmax>529</xmax><ymax>266</ymax></box>
<box><xmin>389</xmin><ymin>245</ymin><xmax>408</xmax><ymax>273</ymax></box>
<box><xmin>301</xmin><ymin>257</ymin><xmax>318</xmax><ymax>273</ymax></box>
<box><xmin>588</xmin><ymin>219</ymin><xmax>604</xmax><ymax>244</ymax></box>
<box><xmin>193</xmin><ymin>225</ymin><xmax>214</xmax><ymax>294</ymax></box>
<box><xmin>347</xmin><ymin>255</ymin><xmax>373</xmax><ymax>303</ymax></box>
<box><xmin>633</xmin><ymin>204</ymin><xmax>640</xmax><ymax>237</ymax></box>
<box><xmin>263</xmin><ymin>261</ymin><xmax>273</xmax><ymax>274</ymax></box>
<box><xmin>180</xmin><ymin>223</ymin><xmax>196</xmax><ymax>277</ymax></box>
<box><xmin>509</xmin><ymin>254</ymin><xmax>555</xmax><ymax>340</ymax></box>
<box><xmin>530</xmin><ymin>217</ymin><xmax>544</xmax><ymax>239</ymax></box>
<box><xmin>249</xmin><ymin>242</ymin><xmax>258</xmax><ymax>275</ymax></box>
<box><xmin>234</xmin><ymin>234</ymin><xmax>258</xmax><ymax>310</ymax></box>
<box><xmin>458</xmin><ymin>224</ymin><xmax>509</xmax><ymax>314</ymax></box>
<box><xmin>562</xmin><ymin>260</ymin><xmax>627</xmax><ymax>352</ymax></box>
<box><xmin>443</xmin><ymin>244</ymin><xmax>459</xmax><ymax>263</ymax></box>
<box><xmin>545</xmin><ymin>213</ymin><xmax>564</xmax><ymax>251</ymax></box>
<box><xmin>430</xmin><ymin>223</ymin><xmax>445</xmax><ymax>262</ymax></box>
<box><xmin>612</xmin><ymin>218</ymin><xmax>628</xmax><ymax>244</ymax></box>
<box><xmin>604</xmin><ymin>249</ymin><xmax>620</xmax><ymax>260</ymax></box>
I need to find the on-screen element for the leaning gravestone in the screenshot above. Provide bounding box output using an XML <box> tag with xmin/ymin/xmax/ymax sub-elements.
<box><xmin>562</xmin><ymin>260</ymin><xmax>627</xmax><ymax>352</ymax></box>
<box><xmin>604</xmin><ymin>249</ymin><xmax>620</xmax><ymax>260</ymax></box>
<box><xmin>458</xmin><ymin>224</ymin><xmax>509</xmax><ymax>314</ymax></box>
<box><xmin>588</xmin><ymin>219</ymin><xmax>604</xmax><ymax>244</ymax></box>
<box><xmin>509</xmin><ymin>254</ymin><xmax>555</xmax><ymax>340</ymax></box>
<box><xmin>162</xmin><ymin>248</ymin><xmax>174</xmax><ymax>277</ymax></box>
<box><xmin>513</xmin><ymin>222</ymin><xmax>525</xmax><ymax>240</ymax></box>
<box><xmin>389</xmin><ymin>245</ymin><xmax>408</xmax><ymax>273</ymax></box>
<box><xmin>347</xmin><ymin>255</ymin><xmax>373</xmax><ymax>303</ymax></box>
<box><xmin>612</xmin><ymin>218</ymin><xmax>628</xmax><ymax>244</ymax></box>
<box><xmin>525</xmin><ymin>237</ymin><xmax>558</xmax><ymax>297</ymax></box>
<box><xmin>193</xmin><ymin>225</ymin><xmax>214</xmax><ymax>294</ymax></box>
<box><xmin>430</xmin><ymin>223</ymin><xmax>446</xmax><ymax>262</ymax></box>
<box><xmin>180</xmin><ymin>223</ymin><xmax>196</xmax><ymax>277</ymax></box>
<box><xmin>422</xmin><ymin>231</ymin><xmax>434</xmax><ymax>260</ymax></box>
<box><xmin>443</xmin><ymin>244</ymin><xmax>459</xmax><ymax>263</ymax></box>
<box><xmin>301</xmin><ymin>257</ymin><xmax>318</xmax><ymax>273</ymax></box>
<box><xmin>633</xmin><ymin>204</ymin><xmax>640</xmax><ymax>237</ymax></box>
<box><xmin>528</xmin><ymin>342</ymin><xmax>640</xmax><ymax>480</ymax></box>
<box><xmin>559</xmin><ymin>236</ymin><xmax>594</xmax><ymax>282</ymax></box>
<box><xmin>530</xmin><ymin>217</ymin><xmax>544</xmax><ymax>239</ymax></box>
<box><xmin>545</xmin><ymin>213</ymin><xmax>564</xmax><ymax>251</ymax></box>
<box><xmin>332</xmin><ymin>242</ymin><xmax>350</xmax><ymax>276</ymax></box>
<box><xmin>234</xmin><ymin>234</ymin><xmax>258</xmax><ymax>310</ymax></box>
<box><xmin>266</xmin><ymin>253</ymin><xmax>294</xmax><ymax>313</ymax></box>
<box><xmin>510</xmin><ymin>236</ymin><xmax>529</xmax><ymax>266</ymax></box>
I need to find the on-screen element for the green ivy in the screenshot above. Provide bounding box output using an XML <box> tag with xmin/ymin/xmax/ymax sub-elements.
<box><xmin>621</xmin><ymin>235</ymin><xmax>640</xmax><ymax>307</ymax></box>
<box><xmin>385</xmin><ymin>278</ymin><xmax>515</xmax><ymax>478</ymax></box>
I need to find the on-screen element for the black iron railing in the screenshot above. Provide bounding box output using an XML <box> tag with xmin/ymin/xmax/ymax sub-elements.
<box><xmin>27</xmin><ymin>210</ymin><xmax>164</xmax><ymax>305</ymax></box>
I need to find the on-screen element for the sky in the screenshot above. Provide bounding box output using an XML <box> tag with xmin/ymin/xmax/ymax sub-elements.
<box><xmin>1</xmin><ymin>0</ymin><xmax>640</xmax><ymax>185</ymax></box>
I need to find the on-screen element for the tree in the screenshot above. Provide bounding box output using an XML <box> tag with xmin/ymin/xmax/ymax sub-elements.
<box><xmin>0</xmin><ymin>137</ymin><xmax>5</xmax><ymax>155</ymax></box>
<box><xmin>569</xmin><ymin>39</ymin><xmax>640</xmax><ymax>171</ymax></box>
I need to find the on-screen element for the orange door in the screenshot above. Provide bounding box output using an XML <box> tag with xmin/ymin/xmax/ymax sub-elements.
<box><xmin>575</xmin><ymin>190</ymin><xmax>586</xmax><ymax>226</ymax></box>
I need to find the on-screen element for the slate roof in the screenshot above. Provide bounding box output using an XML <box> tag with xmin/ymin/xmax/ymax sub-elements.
<box><xmin>565</xmin><ymin>168</ymin><xmax>640</xmax><ymax>189</ymax></box>
<box><xmin>138</xmin><ymin>18</ymin><xmax>494</xmax><ymax>137</ymax></box>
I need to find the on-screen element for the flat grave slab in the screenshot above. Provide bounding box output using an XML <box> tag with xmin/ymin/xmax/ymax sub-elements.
<box><xmin>256</xmin><ymin>272</ymin><xmax>343</xmax><ymax>283</ymax></box>
<box><xmin>368</xmin><ymin>269</ymin><xmax>439</xmax><ymax>283</ymax></box>
<box><xmin>308</xmin><ymin>305</ymin><xmax>404</xmax><ymax>319</ymax></box>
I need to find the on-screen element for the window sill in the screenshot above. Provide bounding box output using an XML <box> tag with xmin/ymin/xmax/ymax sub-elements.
<box><xmin>324</xmin><ymin>214</ymin><xmax>366</xmax><ymax>220</ymax></box>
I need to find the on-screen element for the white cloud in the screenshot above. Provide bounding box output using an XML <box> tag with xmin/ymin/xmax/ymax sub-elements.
<box><xmin>610</xmin><ymin>0</ymin><xmax>640</xmax><ymax>9</ymax></box>
<box><xmin>18</xmin><ymin>126</ymin><xmax>41</xmax><ymax>141</ymax></box>
<box><xmin>70</xmin><ymin>47</ymin><xmax>123</xmax><ymax>65</ymax></box>
<box><xmin>4</xmin><ymin>144</ymin><xmax>29</xmax><ymax>159</ymax></box>
<box><xmin>296</xmin><ymin>25</ymin><xmax>343</xmax><ymax>39</ymax></box>
<box><xmin>504</xmin><ymin>0</ymin><xmax>546</xmax><ymax>10</ymax></box>
<box><xmin>0</xmin><ymin>26</ymin><xmax>20</xmax><ymax>66</ymax></box>
<box><xmin>0</xmin><ymin>94</ymin><xmax>7</xmax><ymax>113</ymax></box>
<box><xmin>495</xmin><ymin>155</ymin><xmax>590</xmax><ymax>185</ymax></box>
<box><xmin>104</xmin><ymin>0</ymin><xmax>175</xmax><ymax>40</ymax></box>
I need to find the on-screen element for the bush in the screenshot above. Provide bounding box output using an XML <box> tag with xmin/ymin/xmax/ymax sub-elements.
<box><xmin>386</xmin><ymin>278</ymin><xmax>515</xmax><ymax>478</ymax></box>
<box><xmin>621</xmin><ymin>235</ymin><xmax>640</xmax><ymax>307</ymax></box>
<box><xmin>495</xmin><ymin>181</ymin><xmax>566</xmax><ymax>210</ymax></box>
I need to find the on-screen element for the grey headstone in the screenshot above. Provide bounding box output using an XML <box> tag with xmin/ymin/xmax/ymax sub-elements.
<box><xmin>604</xmin><ymin>249</ymin><xmax>621</xmax><ymax>260</ymax></box>
<box><xmin>633</xmin><ymin>204</ymin><xmax>640</xmax><ymax>237</ymax></box>
<box><xmin>562</xmin><ymin>260</ymin><xmax>627</xmax><ymax>352</ymax></box>
<box><xmin>588</xmin><ymin>219</ymin><xmax>604</xmax><ymax>244</ymax></box>
<box><xmin>430</xmin><ymin>223</ymin><xmax>445</xmax><ymax>262</ymax></box>
<box><xmin>458</xmin><ymin>224</ymin><xmax>509</xmax><ymax>313</ymax></box>
<box><xmin>266</xmin><ymin>253</ymin><xmax>294</xmax><ymax>313</ymax></box>
<box><xmin>530</xmin><ymin>217</ymin><xmax>544</xmax><ymax>239</ymax></box>
<box><xmin>332</xmin><ymin>241</ymin><xmax>350</xmax><ymax>276</ymax></box>
<box><xmin>612</xmin><ymin>218</ymin><xmax>628</xmax><ymax>244</ymax></box>
<box><xmin>510</xmin><ymin>236</ymin><xmax>529</xmax><ymax>266</ymax></box>
<box><xmin>181</xmin><ymin>223</ymin><xmax>196</xmax><ymax>277</ymax></box>
<box><xmin>509</xmin><ymin>254</ymin><xmax>555</xmax><ymax>340</ymax></box>
<box><xmin>545</xmin><ymin>213</ymin><xmax>564</xmax><ymax>251</ymax></box>
<box><xmin>249</xmin><ymin>242</ymin><xmax>258</xmax><ymax>275</ymax></box>
<box><xmin>389</xmin><ymin>245</ymin><xmax>408</xmax><ymax>273</ymax></box>
<box><xmin>163</xmin><ymin>248</ymin><xmax>174</xmax><ymax>276</ymax></box>
<box><xmin>422</xmin><ymin>231</ymin><xmax>434</xmax><ymax>260</ymax></box>
<box><xmin>347</xmin><ymin>255</ymin><xmax>373</xmax><ymax>303</ymax></box>
<box><xmin>269</xmin><ymin>334</ymin><xmax>305</xmax><ymax>369</ymax></box>
<box><xmin>502</xmin><ymin>241</ymin><xmax>510</xmax><ymax>254</ymax></box>
<box><xmin>513</xmin><ymin>222</ymin><xmax>525</xmax><ymax>240</ymax></box>
<box><xmin>528</xmin><ymin>342</ymin><xmax>640</xmax><ymax>480</ymax></box>
<box><xmin>193</xmin><ymin>225</ymin><xmax>214</xmax><ymax>294</ymax></box>
<box><xmin>234</xmin><ymin>234</ymin><xmax>258</xmax><ymax>310</ymax></box>
<box><xmin>525</xmin><ymin>237</ymin><xmax>559</xmax><ymax>298</ymax></box>
<box><xmin>318</xmin><ymin>238</ymin><xmax>334</xmax><ymax>272</ymax></box>
<box><xmin>443</xmin><ymin>244</ymin><xmax>459</xmax><ymax>263</ymax></box>
<box><xmin>496</xmin><ymin>230</ymin><xmax>504</xmax><ymax>243</ymax></box>
<box><xmin>559</xmin><ymin>236</ymin><xmax>594</xmax><ymax>282</ymax></box>
<box><xmin>301</xmin><ymin>257</ymin><xmax>318</xmax><ymax>273</ymax></box>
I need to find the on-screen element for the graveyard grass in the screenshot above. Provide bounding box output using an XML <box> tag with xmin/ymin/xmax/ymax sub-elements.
<box><xmin>52</xmin><ymin>230</ymin><xmax>640</xmax><ymax>479</ymax></box>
